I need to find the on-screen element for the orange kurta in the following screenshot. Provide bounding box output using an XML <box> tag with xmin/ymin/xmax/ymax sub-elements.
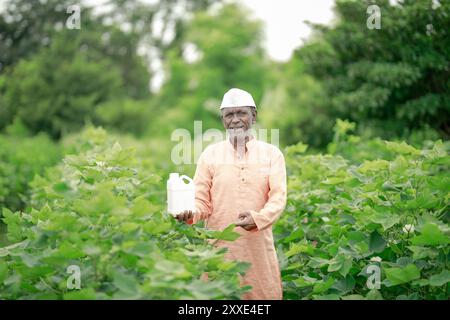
<box><xmin>188</xmin><ymin>137</ymin><xmax>287</xmax><ymax>300</ymax></box>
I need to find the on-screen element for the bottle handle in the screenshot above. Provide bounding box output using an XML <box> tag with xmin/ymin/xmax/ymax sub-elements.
<box><xmin>180</xmin><ymin>175</ymin><xmax>193</xmax><ymax>184</ymax></box>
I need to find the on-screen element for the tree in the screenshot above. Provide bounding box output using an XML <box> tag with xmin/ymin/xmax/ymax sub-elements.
<box><xmin>0</xmin><ymin>0</ymin><xmax>151</xmax><ymax>99</ymax></box>
<box><xmin>154</xmin><ymin>3</ymin><xmax>271</xmax><ymax>136</ymax></box>
<box><xmin>294</xmin><ymin>0</ymin><xmax>449</xmax><ymax>140</ymax></box>
<box><xmin>258</xmin><ymin>57</ymin><xmax>331</xmax><ymax>148</ymax></box>
<box><xmin>0</xmin><ymin>0</ymin><xmax>225</xmax><ymax>137</ymax></box>
<box><xmin>0</xmin><ymin>33</ymin><xmax>123</xmax><ymax>138</ymax></box>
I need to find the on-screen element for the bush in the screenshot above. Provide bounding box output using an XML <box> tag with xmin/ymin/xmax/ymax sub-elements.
<box><xmin>276</xmin><ymin>137</ymin><xmax>449</xmax><ymax>300</ymax></box>
<box><xmin>0</xmin><ymin>125</ymin><xmax>61</xmax><ymax>213</ymax></box>
<box><xmin>0</xmin><ymin>34</ymin><xmax>123</xmax><ymax>139</ymax></box>
<box><xmin>94</xmin><ymin>99</ymin><xmax>154</xmax><ymax>137</ymax></box>
<box><xmin>0</xmin><ymin>128</ymin><xmax>249</xmax><ymax>299</ymax></box>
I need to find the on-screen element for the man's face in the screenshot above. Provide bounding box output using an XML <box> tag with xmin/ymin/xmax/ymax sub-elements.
<box><xmin>221</xmin><ymin>106</ymin><xmax>256</xmax><ymax>140</ymax></box>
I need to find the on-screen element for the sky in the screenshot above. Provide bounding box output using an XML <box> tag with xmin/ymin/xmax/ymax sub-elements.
<box><xmin>235</xmin><ymin>0</ymin><xmax>335</xmax><ymax>61</ymax></box>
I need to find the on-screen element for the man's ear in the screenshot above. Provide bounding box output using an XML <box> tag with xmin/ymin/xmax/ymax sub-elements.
<box><xmin>220</xmin><ymin>112</ymin><xmax>227</xmax><ymax>127</ymax></box>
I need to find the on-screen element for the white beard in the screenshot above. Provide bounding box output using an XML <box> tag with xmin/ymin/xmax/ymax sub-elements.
<box><xmin>227</xmin><ymin>127</ymin><xmax>251</xmax><ymax>143</ymax></box>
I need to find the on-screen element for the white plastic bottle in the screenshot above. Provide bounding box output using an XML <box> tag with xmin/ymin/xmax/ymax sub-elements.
<box><xmin>167</xmin><ymin>173</ymin><xmax>196</xmax><ymax>216</ymax></box>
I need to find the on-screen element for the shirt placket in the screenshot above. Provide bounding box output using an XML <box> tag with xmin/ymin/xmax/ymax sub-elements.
<box><xmin>238</xmin><ymin>146</ymin><xmax>250</xmax><ymax>204</ymax></box>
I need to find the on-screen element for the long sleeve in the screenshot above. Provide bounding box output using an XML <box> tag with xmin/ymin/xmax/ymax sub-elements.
<box><xmin>249</xmin><ymin>150</ymin><xmax>287</xmax><ymax>231</ymax></box>
<box><xmin>188</xmin><ymin>150</ymin><xmax>213</xmax><ymax>225</ymax></box>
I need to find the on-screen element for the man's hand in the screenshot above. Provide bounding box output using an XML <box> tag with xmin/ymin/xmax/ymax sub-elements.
<box><xmin>235</xmin><ymin>211</ymin><xmax>257</xmax><ymax>231</ymax></box>
<box><xmin>174</xmin><ymin>210</ymin><xmax>194</xmax><ymax>223</ymax></box>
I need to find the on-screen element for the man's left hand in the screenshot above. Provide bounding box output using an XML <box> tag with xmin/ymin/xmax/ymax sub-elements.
<box><xmin>235</xmin><ymin>211</ymin><xmax>257</xmax><ymax>231</ymax></box>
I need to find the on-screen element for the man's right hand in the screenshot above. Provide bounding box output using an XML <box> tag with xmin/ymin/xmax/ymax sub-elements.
<box><xmin>174</xmin><ymin>210</ymin><xmax>194</xmax><ymax>223</ymax></box>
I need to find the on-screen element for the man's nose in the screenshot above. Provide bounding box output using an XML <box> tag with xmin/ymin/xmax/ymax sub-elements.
<box><xmin>231</xmin><ymin>114</ymin><xmax>241</xmax><ymax>123</ymax></box>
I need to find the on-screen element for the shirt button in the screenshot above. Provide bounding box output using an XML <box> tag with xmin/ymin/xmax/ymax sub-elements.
<box><xmin>241</xmin><ymin>178</ymin><xmax>245</xmax><ymax>182</ymax></box>
<box><xmin>241</xmin><ymin>167</ymin><xmax>244</xmax><ymax>170</ymax></box>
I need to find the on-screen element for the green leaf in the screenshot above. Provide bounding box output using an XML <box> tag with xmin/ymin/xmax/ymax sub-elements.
<box><xmin>332</xmin><ymin>275</ymin><xmax>355</xmax><ymax>293</ymax></box>
<box><xmin>407</xmin><ymin>246</ymin><xmax>438</xmax><ymax>260</ymax></box>
<box><xmin>293</xmin><ymin>276</ymin><xmax>318</xmax><ymax>288</ymax></box>
<box><xmin>385</xmin><ymin>264</ymin><xmax>420</xmax><ymax>286</ymax></box>
<box><xmin>327</xmin><ymin>255</ymin><xmax>353</xmax><ymax>277</ymax></box>
<box><xmin>0</xmin><ymin>260</ymin><xmax>8</xmax><ymax>284</ymax></box>
<box><xmin>366</xmin><ymin>290</ymin><xmax>383</xmax><ymax>300</ymax></box>
<box><xmin>120</xmin><ymin>222</ymin><xmax>140</xmax><ymax>233</ymax></box>
<box><xmin>143</xmin><ymin>221</ymin><xmax>171</xmax><ymax>235</ymax></box>
<box><xmin>209</xmin><ymin>224</ymin><xmax>241</xmax><ymax>241</ymax></box>
<box><xmin>285</xmin><ymin>242</ymin><xmax>313</xmax><ymax>258</ymax></box>
<box><xmin>410</xmin><ymin>223</ymin><xmax>450</xmax><ymax>246</ymax></box>
<box><xmin>283</xmin><ymin>227</ymin><xmax>304</xmax><ymax>243</ymax></box>
<box><xmin>154</xmin><ymin>259</ymin><xmax>191</xmax><ymax>279</ymax></box>
<box><xmin>313</xmin><ymin>293</ymin><xmax>340</xmax><ymax>300</ymax></box>
<box><xmin>313</xmin><ymin>277</ymin><xmax>335</xmax><ymax>294</ymax></box>
<box><xmin>57</xmin><ymin>243</ymin><xmax>85</xmax><ymax>259</ymax></box>
<box><xmin>367</xmin><ymin>211</ymin><xmax>400</xmax><ymax>231</ymax></box>
<box><xmin>369</xmin><ymin>230</ymin><xmax>386</xmax><ymax>253</ymax></box>
<box><xmin>308</xmin><ymin>257</ymin><xmax>330</xmax><ymax>268</ymax></box>
<box><xmin>385</xmin><ymin>141</ymin><xmax>421</xmax><ymax>155</ymax></box>
<box><xmin>358</xmin><ymin>160</ymin><xmax>389</xmax><ymax>173</ymax></box>
<box><xmin>429</xmin><ymin>270</ymin><xmax>450</xmax><ymax>287</ymax></box>
<box><xmin>113</xmin><ymin>270</ymin><xmax>139</xmax><ymax>295</ymax></box>
<box><xmin>347</xmin><ymin>231</ymin><xmax>367</xmax><ymax>243</ymax></box>
<box><xmin>64</xmin><ymin>288</ymin><xmax>96</xmax><ymax>300</ymax></box>
<box><xmin>411</xmin><ymin>279</ymin><xmax>429</xmax><ymax>287</ymax></box>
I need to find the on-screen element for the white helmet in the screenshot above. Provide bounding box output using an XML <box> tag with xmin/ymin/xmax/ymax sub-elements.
<box><xmin>220</xmin><ymin>88</ymin><xmax>256</xmax><ymax>110</ymax></box>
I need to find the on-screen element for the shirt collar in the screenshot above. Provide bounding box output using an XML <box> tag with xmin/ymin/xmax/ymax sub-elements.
<box><xmin>226</xmin><ymin>134</ymin><xmax>256</xmax><ymax>151</ymax></box>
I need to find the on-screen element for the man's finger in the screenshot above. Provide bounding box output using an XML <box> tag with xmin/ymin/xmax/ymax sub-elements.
<box><xmin>238</xmin><ymin>212</ymin><xmax>249</xmax><ymax>219</ymax></box>
<box><xmin>243</xmin><ymin>224</ymin><xmax>257</xmax><ymax>231</ymax></box>
<box><xmin>235</xmin><ymin>220</ymin><xmax>247</xmax><ymax>227</ymax></box>
<box><xmin>236</xmin><ymin>218</ymin><xmax>251</xmax><ymax>226</ymax></box>
<box><xmin>174</xmin><ymin>211</ymin><xmax>195</xmax><ymax>223</ymax></box>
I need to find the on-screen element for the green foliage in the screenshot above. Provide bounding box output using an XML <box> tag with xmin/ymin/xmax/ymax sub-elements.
<box><xmin>0</xmin><ymin>128</ymin><xmax>249</xmax><ymax>299</ymax></box>
<box><xmin>0</xmin><ymin>0</ymin><xmax>151</xmax><ymax>98</ymax></box>
<box><xmin>94</xmin><ymin>99</ymin><xmax>155</xmax><ymax>136</ymax></box>
<box><xmin>0</xmin><ymin>33</ymin><xmax>124</xmax><ymax>138</ymax></box>
<box><xmin>277</xmin><ymin>131</ymin><xmax>449</xmax><ymax>300</ymax></box>
<box><xmin>258</xmin><ymin>60</ymin><xmax>332</xmax><ymax>148</ymax></box>
<box><xmin>295</xmin><ymin>0</ymin><xmax>450</xmax><ymax>139</ymax></box>
<box><xmin>0</xmin><ymin>127</ymin><xmax>61</xmax><ymax>213</ymax></box>
<box><xmin>153</xmin><ymin>3</ymin><xmax>270</xmax><ymax>136</ymax></box>
<box><xmin>0</xmin><ymin>0</ymin><xmax>449</xmax><ymax>301</ymax></box>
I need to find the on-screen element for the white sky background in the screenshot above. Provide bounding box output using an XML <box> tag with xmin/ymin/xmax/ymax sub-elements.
<box><xmin>236</xmin><ymin>0</ymin><xmax>335</xmax><ymax>61</ymax></box>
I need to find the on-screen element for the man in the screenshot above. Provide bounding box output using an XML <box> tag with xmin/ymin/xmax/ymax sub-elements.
<box><xmin>175</xmin><ymin>88</ymin><xmax>287</xmax><ymax>300</ymax></box>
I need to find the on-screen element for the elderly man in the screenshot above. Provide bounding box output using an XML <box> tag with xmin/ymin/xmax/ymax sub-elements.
<box><xmin>175</xmin><ymin>88</ymin><xmax>287</xmax><ymax>300</ymax></box>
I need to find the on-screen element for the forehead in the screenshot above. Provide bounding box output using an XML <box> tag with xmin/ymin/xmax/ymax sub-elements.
<box><xmin>222</xmin><ymin>106</ymin><xmax>251</xmax><ymax>114</ymax></box>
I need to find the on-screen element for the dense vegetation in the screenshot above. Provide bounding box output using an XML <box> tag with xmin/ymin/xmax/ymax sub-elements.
<box><xmin>0</xmin><ymin>0</ymin><xmax>448</xmax><ymax>299</ymax></box>
<box><xmin>277</xmin><ymin>121</ymin><xmax>449</xmax><ymax>300</ymax></box>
